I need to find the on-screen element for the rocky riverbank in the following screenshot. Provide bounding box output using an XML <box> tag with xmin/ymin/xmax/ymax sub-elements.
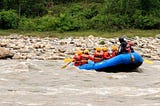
<box><xmin>0</xmin><ymin>34</ymin><xmax>160</xmax><ymax>60</ymax></box>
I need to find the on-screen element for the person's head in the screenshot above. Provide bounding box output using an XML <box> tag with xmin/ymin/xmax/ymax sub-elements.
<box><xmin>96</xmin><ymin>47</ymin><xmax>101</xmax><ymax>52</ymax></box>
<box><xmin>84</xmin><ymin>49</ymin><xmax>89</xmax><ymax>54</ymax></box>
<box><xmin>119</xmin><ymin>37</ymin><xmax>125</xmax><ymax>43</ymax></box>
<box><xmin>102</xmin><ymin>47</ymin><xmax>108</xmax><ymax>52</ymax></box>
<box><xmin>112</xmin><ymin>45</ymin><xmax>118</xmax><ymax>51</ymax></box>
<box><xmin>77</xmin><ymin>50</ymin><xmax>82</xmax><ymax>55</ymax></box>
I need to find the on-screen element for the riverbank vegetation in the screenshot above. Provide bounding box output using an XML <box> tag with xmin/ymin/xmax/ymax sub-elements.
<box><xmin>1</xmin><ymin>29</ymin><xmax>160</xmax><ymax>38</ymax></box>
<box><xmin>0</xmin><ymin>0</ymin><xmax>160</xmax><ymax>37</ymax></box>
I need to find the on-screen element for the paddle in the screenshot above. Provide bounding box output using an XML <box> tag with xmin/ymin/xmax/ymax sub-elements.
<box><xmin>144</xmin><ymin>59</ymin><xmax>153</xmax><ymax>64</ymax></box>
<box><xmin>64</xmin><ymin>58</ymin><xmax>74</xmax><ymax>62</ymax></box>
<box><xmin>61</xmin><ymin>58</ymin><xmax>74</xmax><ymax>69</ymax></box>
<box><xmin>129</xmin><ymin>53</ymin><xmax>153</xmax><ymax>64</ymax></box>
<box><xmin>62</xmin><ymin>58</ymin><xmax>89</xmax><ymax>69</ymax></box>
<box><xmin>61</xmin><ymin>61</ymin><xmax>72</xmax><ymax>69</ymax></box>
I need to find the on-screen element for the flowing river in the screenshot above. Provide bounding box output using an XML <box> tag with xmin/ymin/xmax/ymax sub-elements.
<box><xmin>0</xmin><ymin>60</ymin><xmax>159</xmax><ymax>106</ymax></box>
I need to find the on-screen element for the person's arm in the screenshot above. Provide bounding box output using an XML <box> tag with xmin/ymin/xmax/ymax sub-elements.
<box><xmin>89</xmin><ymin>55</ymin><xmax>94</xmax><ymax>61</ymax></box>
<box><xmin>103</xmin><ymin>52</ymin><xmax>110</xmax><ymax>59</ymax></box>
<box><xmin>128</xmin><ymin>41</ymin><xmax>134</xmax><ymax>46</ymax></box>
<box><xmin>118</xmin><ymin>44</ymin><xmax>122</xmax><ymax>54</ymax></box>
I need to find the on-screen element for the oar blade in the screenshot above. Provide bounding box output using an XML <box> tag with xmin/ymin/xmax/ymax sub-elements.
<box><xmin>144</xmin><ymin>59</ymin><xmax>153</xmax><ymax>64</ymax></box>
<box><xmin>61</xmin><ymin>62</ymin><xmax>72</xmax><ymax>69</ymax></box>
<box><xmin>64</xmin><ymin>58</ymin><xmax>74</xmax><ymax>62</ymax></box>
<box><xmin>61</xmin><ymin>65</ymin><xmax>67</xmax><ymax>69</ymax></box>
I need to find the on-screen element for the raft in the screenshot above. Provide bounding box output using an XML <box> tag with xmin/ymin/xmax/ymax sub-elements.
<box><xmin>78</xmin><ymin>52</ymin><xmax>143</xmax><ymax>72</ymax></box>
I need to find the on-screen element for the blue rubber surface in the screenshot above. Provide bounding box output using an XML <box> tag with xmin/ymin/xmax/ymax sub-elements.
<box><xmin>78</xmin><ymin>52</ymin><xmax>143</xmax><ymax>70</ymax></box>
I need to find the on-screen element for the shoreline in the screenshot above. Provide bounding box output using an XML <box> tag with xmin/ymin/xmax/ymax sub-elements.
<box><xmin>0</xmin><ymin>34</ymin><xmax>159</xmax><ymax>61</ymax></box>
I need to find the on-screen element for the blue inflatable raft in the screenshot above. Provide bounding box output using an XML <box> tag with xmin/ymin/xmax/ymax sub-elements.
<box><xmin>78</xmin><ymin>52</ymin><xmax>143</xmax><ymax>72</ymax></box>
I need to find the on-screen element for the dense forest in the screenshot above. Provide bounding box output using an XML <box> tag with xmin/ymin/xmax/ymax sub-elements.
<box><xmin>0</xmin><ymin>0</ymin><xmax>160</xmax><ymax>32</ymax></box>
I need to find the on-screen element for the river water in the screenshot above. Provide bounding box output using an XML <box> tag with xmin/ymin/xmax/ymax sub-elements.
<box><xmin>0</xmin><ymin>60</ymin><xmax>159</xmax><ymax>106</ymax></box>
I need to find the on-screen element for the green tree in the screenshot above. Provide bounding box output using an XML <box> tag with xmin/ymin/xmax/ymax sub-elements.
<box><xmin>0</xmin><ymin>0</ymin><xmax>48</xmax><ymax>17</ymax></box>
<box><xmin>20</xmin><ymin>0</ymin><xmax>48</xmax><ymax>17</ymax></box>
<box><xmin>0</xmin><ymin>10</ymin><xmax>19</xmax><ymax>29</ymax></box>
<box><xmin>140</xmin><ymin>0</ymin><xmax>160</xmax><ymax>16</ymax></box>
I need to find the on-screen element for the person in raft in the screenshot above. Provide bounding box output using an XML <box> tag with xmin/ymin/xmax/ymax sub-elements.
<box><xmin>118</xmin><ymin>37</ymin><xmax>134</xmax><ymax>54</ymax></box>
<box><xmin>110</xmin><ymin>45</ymin><xmax>118</xmax><ymax>58</ymax></box>
<box><xmin>80</xmin><ymin>49</ymin><xmax>93</xmax><ymax>65</ymax></box>
<box><xmin>73</xmin><ymin>50</ymin><xmax>83</xmax><ymax>66</ymax></box>
<box><xmin>93</xmin><ymin>47</ymin><xmax>104</xmax><ymax>62</ymax></box>
<box><xmin>102</xmin><ymin>47</ymin><xmax>110</xmax><ymax>60</ymax></box>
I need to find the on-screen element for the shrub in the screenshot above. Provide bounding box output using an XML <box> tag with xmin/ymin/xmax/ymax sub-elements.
<box><xmin>99</xmin><ymin>40</ymin><xmax>105</xmax><ymax>45</ymax></box>
<box><xmin>134</xmin><ymin>15</ymin><xmax>159</xmax><ymax>29</ymax></box>
<box><xmin>0</xmin><ymin>10</ymin><xmax>19</xmax><ymax>29</ymax></box>
<box><xmin>53</xmin><ymin>13</ymin><xmax>87</xmax><ymax>32</ymax></box>
<box><xmin>18</xmin><ymin>17</ymin><xmax>36</xmax><ymax>31</ymax></box>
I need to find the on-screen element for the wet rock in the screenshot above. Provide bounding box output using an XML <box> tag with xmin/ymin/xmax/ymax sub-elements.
<box><xmin>12</xmin><ymin>53</ymin><xmax>27</xmax><ymax>59</ymax></box>
<box><xmin>33</xmin><ymin>43</ymin><xmax>45</xmax><ymax>49</ymax></box>
<box><xmin>0</xmin><ymin>34</ymin><xmax>159</xmax><ymax>60</ymax></box>
<box><xmin>155</xmin><ymin>34</ymin><xmax>160</xmax><ymax>39</ymax></box>
<box><xmin>59</xmin><ymin>41</ymin><xmax>67</xmax><ymax>45</ymax></box>
<box><xmin>151</xmin><ymin>56</ymin><xmax>160</xmax><ymax>60</ymax></box>
<box><xmin>46</xmin><ymin>56</ymin><xmax>64</xmax><ymax>60</ymax></box>
<box><xmin>0</xmin><ymin>47</ymin><xmax>14</xmax><ymax>59</ymax></box>
<box><xmin>0</xmin><ymin>42</ymin><xmax>7</xmax><ymax>47</ymax></box>
<box><xmin>141</xmin><ymin>54</ymin><xmax>151</xmax><ymax>58</ymax></box>
<box><xmin>88</xmin><ymin>35</ymin><xmax>95</xmax><ymax>38</ymax></box>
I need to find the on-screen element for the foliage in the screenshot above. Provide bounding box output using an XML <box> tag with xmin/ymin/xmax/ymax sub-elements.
<box><xmin>0</xmin><ymin>0</ymin><xmax>160</xmax><ymax>31</ymax></box>
<box><xmin>0</xmin><ymin>10</ymin><xmax>19</xmax><ymax>29</ymax></box>
<box><xmin>134</xmin><ymin>15</ymin><xmax>159</xmax><ymax>29</ymax></box>
<box><xmin>18</xmin><ymin>17</ymin><xmax>36</xmax><ymax>31</ymax></box>
<box><xmin>0</xmin><ymin>0</ymin><xmax>48</xmax><ymax>17</ymax></box>
<box><xmin>99</xmin><ymin>40</ymin><xmax>105</xmax><ymax>45</ymax></box>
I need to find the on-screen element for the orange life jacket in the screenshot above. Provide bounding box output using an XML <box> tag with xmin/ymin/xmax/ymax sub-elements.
<box><xmin>103</xmin><ymin>52</ymin><xmax>110</xmax><ymax>59</ymax></box>
<box><xmin>93</xmin><ymin>52</ymin><xmax>103</xmax><ymax>62</ymax></box>
<box><xmin>110</xmin><ymin>50</ymin><xmax>118</xmax><ymax>58</ymax></box>
<box><xmin>73</xmin><ymin>55</ymin><xmax>82</xmax><ymax>66</ymax></box>
<box><xmin>81</xmin><ymin>54</ymin><xmax>91</xmax><ymax>65</ymax></box>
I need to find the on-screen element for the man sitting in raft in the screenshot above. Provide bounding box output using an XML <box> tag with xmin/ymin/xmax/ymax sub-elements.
<box><xmin>110</xmin><ymin>45</ymin><xmax>118</xmax><ymax>58</ymax></box>
<box><xmin>80</xmin><ymin>49</ymin><xmax>93</xmax><ymax>65</ymax></box>
<box><xmin>102</xmin><ymin>47</ymin><xmax>110</xmax><ymax>59</ymax></box>
<box><xmin>93</xmin><ymin>47</ymin><xmax>104</xmax><ymax>62</ymax></box>
<box><xmin>73</xmin><ymin>50</ymin><xmax>83</xmax><ymax>66</ymax></box>
<box><xmin>118</xmin><ymin>37</ymin><xmax>134</xmax><ymax>54</ymax></box>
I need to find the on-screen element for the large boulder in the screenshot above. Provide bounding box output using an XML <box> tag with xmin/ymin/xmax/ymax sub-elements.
<box><xmin>0</xmin><ymin>47</ymin><xmax>14</xmax><ymax>59</ymax></box>
<box><xmin>156</xmin><ymin>34</ymin><xmax>160</xmax><ymax>39</ymax></box>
